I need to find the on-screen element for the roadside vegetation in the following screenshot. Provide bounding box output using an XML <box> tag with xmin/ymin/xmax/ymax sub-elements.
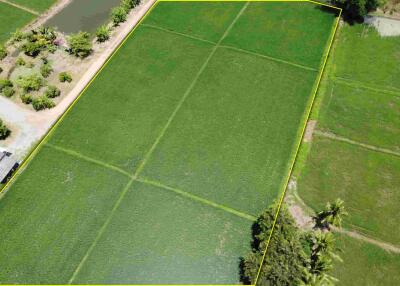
<box><xmin>332</xmin><ymin>0</ymin><xmax>386</xmax><ymax>21</ymax></box>
<box><xmin>241</xmin><ymin>200</ymin><xmax>347</xmax><ymax>285</ymax></box>
<box><xmin>0</xmin><ymin>118</ymin><xmax>10</xmax><ymax>140</ymax></box>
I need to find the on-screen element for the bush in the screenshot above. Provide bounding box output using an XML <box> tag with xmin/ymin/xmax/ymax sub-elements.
<box><xmin>16</xmin><ymin>74</ymin><xmax>44</xmax><ymax>92</ymax></box>
<box><xmin>21</xmin><ymin>41</ymin><xmax>42</xmax><ymax>57</ymax></box>
<box><xmin>2</xmin><ymin>86</ymin><xmax>15</xmax><ymax>97</ymax></box>
<box><xmin>0</xmin><ymin>119</ymin><xmax>10</xmax><ymax>140</ymax></box>
<box><xmin>40</xmin><ymin>63</ymin><xmax>53</xmax><ymax>78</ymax></box>
<box><xmin>111</xmin><ymin>6</ymin><xmax>128</xmax><ymax>25</ymax></box>
<box><xmin>22</xmin><ymin>27</ymin><xmax>57</xmax><ymax>57</ymax></box>
<box><xmin>333</xmin><ymin>0</ymin><xmax>382</xmax><ymax>21</ymax></box>
<box><xmin>11</xmin><ymin>29</ymin><xmax>26</xmax><ymax>43</ymax></box>
<box><xmin>96</xmin><ymin>25</ymin><xmax>110</xmax><ymax>42</ymax></box>
<box><xmin>44</xmin><ymin>85</ymin><xmax>60</xmax><ymax>98</ymax></box>
<box><xmin>59</xmin><ymin>72</ymin><xmax>72</xmax><ymax>83</ymax></box>
<box><xmin>67</xmin><ymin>31</ymin><xmax>92</xmax><ymax>58</ymax></box>
<box><xmin>32</xmin><ymin>95</ymin><xmax>55</xmax><ymax>111</ymax></box>
<box><xmin>16</xmin><ymin>57</ymin><xmax>26</xmax><ymax>66</ymax></box>
<box><xmin>20</xmin><ymin>93</ymin><xmax>32</xmax><ymax>104</ymax></box>
<box><xmin>0</xmin><ymin>45</ymin><xmax>7</xmax><ymax>60</ymax></box>
<box><xmin>0</xmin><ymin>78</ymin><xmax>13</xmax><ymax>92</ymax></box>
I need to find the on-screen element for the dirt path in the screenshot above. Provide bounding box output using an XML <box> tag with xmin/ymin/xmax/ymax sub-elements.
<box><xmin>0</xmin><ymin>0</ymin><xmax>39</xmax><ymax>15</ymax></box>
<box><xmin>0</xmin><ymin>0</ymin><xmax>156</xmax><ymax>159</ymax></box>
<box><xmin>365</xmin><ymin>15</ymin><xmax>400</xmax><ymax>36</ymax></box>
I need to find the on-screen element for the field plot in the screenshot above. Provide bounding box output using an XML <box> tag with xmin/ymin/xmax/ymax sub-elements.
<box><xmin>0</xmin><ymin>1</ymin><xmax>337</xmax><ymax>283</ymax></box>
<box><xmin>7</xmin><ymin>0</ymin><xmax>57</xmax><ymax>12</ymax></box>
<box><xmin>0</xmin><ymin>2</ymin><xmax>35</xmax><ymax>43</ymax></box>
<box><xmin>296</xmin><ymin>22</ymin><xmax>400</xmax><ymax>284</ymax></box>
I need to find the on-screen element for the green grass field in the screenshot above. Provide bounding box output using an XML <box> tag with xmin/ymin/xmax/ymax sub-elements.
<box><xmin>0</xmin><ymin>2</ymin><xmax>35</xmax><ymax>43</ymax></box>
<box><xmin>0</xmin><ymin>1</ymin><xmax>337</xmax><ymax>283</ymax></box>
<box><xmin>8</xmin><ymin>0</ymin><xmax>57</xmax><ymax>12</ymax></box>
<box><xmin>295</xmin><ymin>21</ymin><xmax>400</xmax><ymax>285</ymax></box>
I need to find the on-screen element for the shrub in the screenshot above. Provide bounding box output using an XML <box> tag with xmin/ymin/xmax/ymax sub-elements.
<box><xmin>44</xmin><ymin>85</ymin><xmax>60</xmax><ymax>98</ymax></box>
<box><xmin>22</xmin><ymin>27</ymin><xmax>57</xmax><ymax>57</ymax></box>
<box><xmin>16</xmin><ymin>74</ymin><xmax>44</xmax><ymax>92</ymax></box>
<box><xmin>122</xmin><ymin>0</ymin><xmax>135</xmax><ymax>10</ymax></box>
<box><xmin>0</xmin><ymin>45</ymin><xmax>7</xmax><ymax>60</ymax></box>
<box><xmin>96</xmin><ymin>25</ymin><xmax>110</xmax><ymax>42</ymax></box>
<box><xmin>32</xmin><ymin>95</ymin><xmax>55</xmax><ymax>111</ymax></box>
<box><xmin>20</xmin><ymin>93</ymin><xmax>32</xmax><ymax>104</ymax></box>
<box><xmin>40</xmin><ymin>63</ymin><xmax>53</xmax><ymax>78</ymax></box>
<box><xmin>111</xmin><ymin>6</ymin><xmax>128</xmax><ymax>26</ymax></box>
<box><xmin>0</xmin><ymin>119</ymin><xmax>10</xmax><ymax>140</ymax></box>
<box><xmin>333</xmin><ymin>0</ymin><xmax>381</xmax><ymax>21</ymax></box>
<box><xmin>59</xmin><ymin>72</ymin><xmax>72</xmax><ymax>83</ymax></box>
<box><xmin>16</xmin><ymin>57</ymin><xmax>26</xmax><ymax>66</ymax></box>
<box><xmin>11</xmin><ymin>29</ymin><xmax>26</xmax><ymax>43</ymax></box>
<box><xmin>0</xmin><ymin>78</ymin><xmax>13</xmax><ymax>92</ymax></box>
<box><xmin>21</xmin><ymin>41</ymin><xmax>42</xmax><ymax>57</ymax></box>
<box><xmin>67</xmin><ymin>32</ymin><xmax>92</xmax><ymax>58</ymax></box>
<box><xmin>2</xmin><ymin>86</ymin><xmax>15</xmax><ymax>97</ymax></box>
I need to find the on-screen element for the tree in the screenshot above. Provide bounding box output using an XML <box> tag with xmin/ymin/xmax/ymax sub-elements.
<box><xmin>111</xmin><ymin>6</ymin><xmax>128</xmax><ymax>26</ymax></box>
<box><xmin>16</xmin><ymin>74</ymin><xmax>44</xmax><ymax>92</ymax></box>
<box><xmin>314</xmin><ymin>199</ymin><xmax>348</xmax><ymax>229</ymax></box>
<box><xmin>332</xmin><ymin>0</ymin><xmax>383</xmax><ymax>21</ymax></box>
<box><xmin>21</xmin><ymin>27</ymin><xmax>57</xmax><ymax>57</ymax></box>
<box><xmin>0</xmin><ymin>119</ymin><xmax>10</xmax><ymax>140</ymax></box>
<box><xmin>96</xmin><ymin>25</ymin><xmax>110</xmax><ymax>42</ymax></box>
<box><xmin>0</xmin><ymin>45</ymin><xmax>7</xmax><ymax>60</ymax></box>
<box><xmin>67</xmin><ymin>32</ymin><xmax>92</xmax><ymax>58</ymax></box>
<box><xmin>59</xmin><ymin>72</ymin><xmax>72</xmax><ymax>83</ymax></box>
<box><xmin>32</xmin><ymin>95</ymin><xmax>55</xmax><ymax>111</ymax></box>
<box><xmin>241</xmin><ymin>203</ymin><xmax>308</xmax><ymax>285</ymax></box>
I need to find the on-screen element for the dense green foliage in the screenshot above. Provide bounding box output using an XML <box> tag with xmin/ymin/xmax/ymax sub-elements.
<box><xmin>44</xmin><ymin>85</ymin><xmax>60</xmax><ymax>98</ymax></box>
<box><xmin>96</xmin><ymin>25</ymin><xmax>110</xmax><ymax>42</ymax></box>
<box><xmin>59</xmin><ymin>72</ymin><xmax>72</xmax><ymax>83</ymax></box>
<box><xmin>16</xmin><ymin>74</ymin><xmax>43</xmax><ymax>92</ymax></box>
<box><xmin>21</xmin><ymin>27</ymin><xmax>57</xmax><ymax>57</ymax></box>
<box><xmin>332</xmin><ymin>0</ymin><xmax>382</xmax><ymax>20</ymax></box>
<box><xmin>40</xmin><ymin>63</ymin><xmax>53</xmax><ymax>78</ymax></box>
<box><xmin>32</xmin><ymin>95</ymin><xmax>55</xmax><ymax>111</ymax></box>
<box><xmin>10</xmin><ymin>29</ymin><xmax>26</xmax><ymax>43</ymax></box>
<box><xmin>0</xmin><ymin>45</ymin><xmax>6</xmax><ymax>60</ymax></box>
<box><xmin>111</xmin><ymin>6</ymin><xmax>128</xmax><ymax>26</ymax></box>
<box><xmin>20</xmin><ymin>93</ymin><xmax>32</xmax><ymax>104</ymax></box>
<box><xmin>67</xmin><ymin>32</ymin><xmax>92</xmax><ymax>58</ymax></box>
<box><xmin>2</xmin><ymin>86</ymin><xmax>15</xmax><ymax>97</ymax></box>
<box><xmin>0</xmin><ymin>119</ymin><xmax>10</xmax><ymax>140</ymax></box>
<box><xmin>16</xmin><ymin>57</ymin><xmax>26</xmax><ymax>66</ymax></box>
<box><xmin>0</xmin><ymin>78</ymin><xmax>13</xmax><ymax>92</ymax></box>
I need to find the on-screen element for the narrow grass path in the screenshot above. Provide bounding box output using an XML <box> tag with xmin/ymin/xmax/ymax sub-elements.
<box><xmin>314</xmin><ymin>130</ymin><xmax>400</xmax><ymax>158</ymax></box>
<box><xmin>0</xmin><ymin>0</ymin><xmax>39</xmax><ymax>15</ymax></box>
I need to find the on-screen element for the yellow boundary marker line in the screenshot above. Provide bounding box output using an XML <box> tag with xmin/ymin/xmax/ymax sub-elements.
<box><xmin>0</xmin><ymin>0</ymin><xmax>342</xmax><ymax>285</ymax></box>
<box><xmin>253</xmin><ymin>4</ymin><xmax>342</xmax><ymax>286</ymax></box>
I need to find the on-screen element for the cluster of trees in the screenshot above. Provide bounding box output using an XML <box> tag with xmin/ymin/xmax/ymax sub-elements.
<box><xmin>0</xmin><ymin>119</ymin><xmax>10</xmax><ymax>140</ymax></box>
<box><xmin>17</xmin><ymin>27</ymin><xmax>57</xmax><ymax>57</ymax></box>
<box><xmin>241</xmin><ymin>199</ymin><xmax>347</xmax><ymax>286</ymax></box>
<box><xmin>332</xmin><ymin>0</ymin><xmax>384</xmax><ymax>21</ymax></box>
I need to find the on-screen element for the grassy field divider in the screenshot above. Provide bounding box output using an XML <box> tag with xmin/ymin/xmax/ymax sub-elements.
<box><xmin>0</xmin><ymin>0</ymin><xmax>39</xmax><ymax>15</ymax></box>
<box><xmin>136</xmin><ymin>177</ymin><xmax>256</xmax><ymax>221</ymax></box>
<box><xmin>254</xmin><ymin>4</ymin><xmax>342</xmax><ymax>285</ymax></box>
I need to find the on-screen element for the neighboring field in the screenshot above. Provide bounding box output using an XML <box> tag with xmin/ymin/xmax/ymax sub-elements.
<box><xmin>7</xmin><ymin>0</ymin><xmax>57</xmax><ymax>12</ymax></box>
<box><xmin>0</xmin><ymin>1</ymin><xmax>337</xmax><ymax>283</ymax></box>
<box><xmin>296</xmin><ymin>22</ymin><xmax>400</xmax><ymax>285</ymax></box>
<box><xmin>0</xmin><ymin>2</ymin><xmax>35</xmax><ymax>43</ymax></box>
<box><xmin>333</xmin><ymin>234</ymin><xmax>400</xmax><ymax>285</ymax></box>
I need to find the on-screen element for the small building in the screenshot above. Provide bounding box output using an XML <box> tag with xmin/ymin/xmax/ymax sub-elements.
<box><xmin>0</xmin><ymin>151</ymin><xmax>19</xmax><ymax>184</ymax></box>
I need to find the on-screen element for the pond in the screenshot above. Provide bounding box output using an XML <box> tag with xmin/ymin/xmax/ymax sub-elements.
<box><xmin>45</xmin><ymin>0</ymin><xmax>121</xmax><ymax>34</ymax></box>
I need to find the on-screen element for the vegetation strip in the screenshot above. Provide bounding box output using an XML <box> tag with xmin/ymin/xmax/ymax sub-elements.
<box><xmin>136</xmin><ymin>178</ymin><xmax>256</xmax><ymax>221</ymax></box>
<box><xmin>45</xmin><ymin>143</ymin><xmax>133</xmax><ymax>178</ymax></box>
<box><xmin>219</xmin><ymin>44</ymin><xmax>318</xmax><ymax>72</ymax></box>
<box><xmin>314</xmin><ymin>130</ymin><xmax>400</xmax><ymax>158</ymax></box>
<box><xmin>254</xmin><ymin>7</ymin><xmax>342</xmax><ymax>285</ymax></box>
<box><xmin>133</xmin><ymin>2</ymin><xmax>250</xmax><ymax>178</ymax></box>
<box><xmin>0</xmin><ymin>0</ymin><xmax>39</xmax><ymax>15</ymax></box>
<box><xmin>140</xmin><ymin>23</ymin><xmax>217</xmax><ymax>45</ymax></box>
<box><xmin>334</xmin><ymin>76</ymin><xmax>400</xmax><ymax>97</ymax></box>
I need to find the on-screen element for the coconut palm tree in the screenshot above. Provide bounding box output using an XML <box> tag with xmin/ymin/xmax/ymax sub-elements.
<box><xmin>314</xmin><ymin>198</ymin><xmax>348</xmax><ymax>229</ymax></box>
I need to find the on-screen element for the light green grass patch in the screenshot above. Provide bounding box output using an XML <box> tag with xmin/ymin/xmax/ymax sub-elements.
<box><xmin>7</xmin><ymin>0</ymin><xmax>56</xmax><ymax>12</ymax></box>
<box><xmin>297</xmin><ymin>136</ymin><xmax>400</xmax><ymax>245</ymax></box>
<box><xmin>333</xmin><ymin>234</ymin><xmax>400</xmax><ymax>285</ymax></box>
<box><xmin>141</xmin><ymin>47</ymin><xmax>317</xmax><ymax>216</ymax></box>
<box><xmin>0</xmin><ymin>145</ymin><xmax>130</xmax><ymax>283</ymax></box>
<box><xmin>222</xmin><ymin>2</ymin><xmax>337</xmax><ymax>69</ymax></box>
<box><xmin>0</xmin><ymin>2</ymin><xmax>35</xmax><ymax>43</ymax></box>
<box><xmin>334</xmin><ymin>23</ymin><xmax>400</xmax><ymax>90</ymax></box>
<box><xmin>73</xmin><ymin>181</ymin><xmax>251</xmax><ymax>284</ymax></box>
<box><xmin>142</xmin><ymin>1</ymin><xmax>245</xmax><ymax>43</ymax></box>
<box><xmin>49</xmin><ymin>26</ymin><xmax>213</xmax><ymax>172</ymax></box>
<box><xmin>318</xmin><ymin>81</ymin><xmax>400</xmax><ymax>152</ymax></box>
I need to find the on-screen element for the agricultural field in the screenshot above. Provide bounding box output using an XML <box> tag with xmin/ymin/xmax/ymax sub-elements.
<box><xmin>7</xmin><ymin>0</ymin><xmax>57</xmax><ymax>13</ymax></box>
<box><xmin>295</xmin><ymin>22</ymin><xmax>400</xmax><ymax>284</ymax></box>
<box><xmin>0</xmin><ymin>1</ymin><xmax>338</xmax><ymax>284</ymax></box>
<box><xmin>0</xmin><ymin>2</ymin><xmax>35</xmax><ymax>43</ymax></box>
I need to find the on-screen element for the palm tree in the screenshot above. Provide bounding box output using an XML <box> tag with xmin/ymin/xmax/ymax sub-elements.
<box><xmin>314</xmin><ymin>198</ymin><xmax>348</xmax><ymax>229</ymax></box>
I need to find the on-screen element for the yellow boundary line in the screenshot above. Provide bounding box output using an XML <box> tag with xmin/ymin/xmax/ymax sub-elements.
<box><xmin>253</xmin><ymin>5</ymin><xmax>342</xmax><ymax>286</ymax></box>
<box><xmin>0</xmin><ymin>0</ymin><xmax>342</xmax><ymax>285</ymax></box>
